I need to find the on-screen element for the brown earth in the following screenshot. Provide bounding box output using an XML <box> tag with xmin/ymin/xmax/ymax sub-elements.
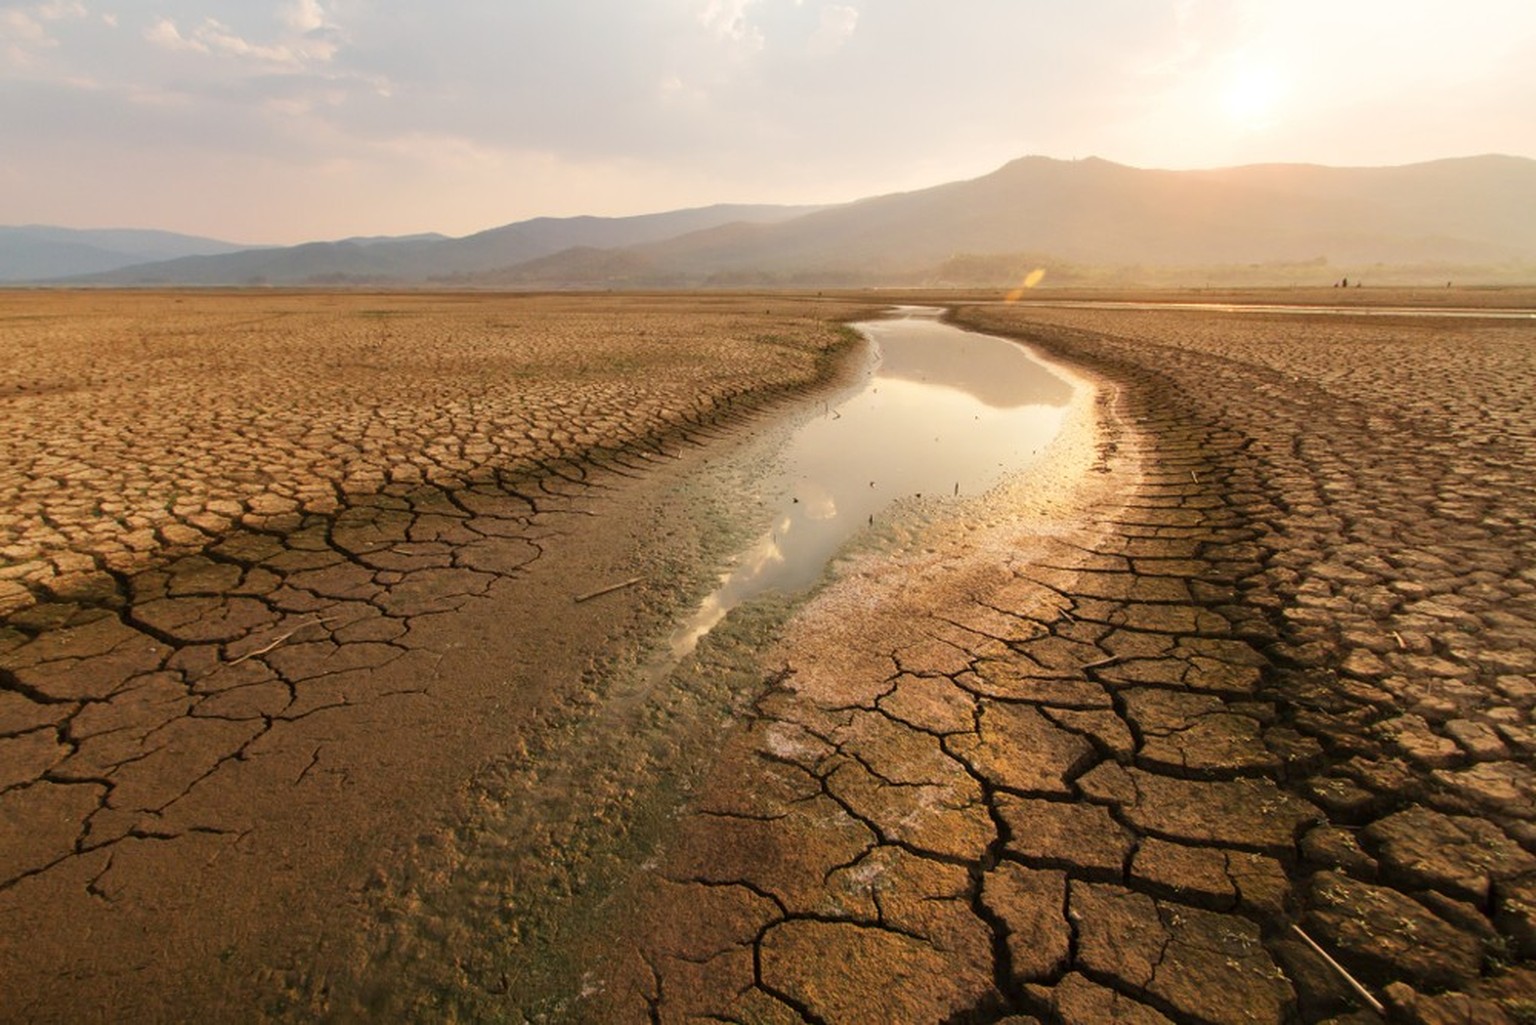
<box><xmin>578</xmin><ymin>296</ymin><xmax>1536</xmax><ymax>1024</ymax></box>
<box><xmin>3</xmin><ymin>289</ymin><xmax>1535</xmax><ymax>1024</ymax></box>
<box><xmin>0</xmin><ymin>290</ymin><xmax>878</xmax><ymax>1021</ymax></box>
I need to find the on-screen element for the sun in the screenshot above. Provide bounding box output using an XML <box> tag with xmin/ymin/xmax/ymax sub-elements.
<box><xmin>1221</xmin><ymin>65</ymin><xmax>1287</xmax><ymax>130</ymax></box>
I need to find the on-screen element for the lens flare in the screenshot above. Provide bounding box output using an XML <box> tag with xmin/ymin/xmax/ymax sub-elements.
<box><xmin>1005</xmin><ymin>267</ymin><xmax>1046</xmax><ymax>302</ymax></box>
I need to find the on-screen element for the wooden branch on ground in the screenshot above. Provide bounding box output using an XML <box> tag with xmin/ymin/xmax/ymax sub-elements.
<box><xmin>1290</xmin><ymin>924</ymin><xmax>1385</xmax><ymax>1015</ymax></box>
<box><xmin>229</xmin><ymin>616</ymin><xmax>338</xmax><ymax>665</ymax></box>
<box><xmin>574</xmin><ymin>577</ymin><xmax>644</xmax><ymax>604</ymax></box>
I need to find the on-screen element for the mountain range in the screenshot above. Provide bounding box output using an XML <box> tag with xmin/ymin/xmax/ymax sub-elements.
<box><xmin>7</xmin><ymin>155</ymin><xmax>1534</xmax><ymax>287</ymax></box>
<box><xmin>0</xmin><ymin>226</ymin><xmax>253</xmax><ymax>281</ymax></box>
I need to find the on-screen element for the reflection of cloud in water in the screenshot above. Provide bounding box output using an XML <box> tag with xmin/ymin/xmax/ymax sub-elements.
<box><xmin>669</xmin><ymin>529</ymin><xmax>785</xmax><ymax>657</ymax></box>
<box><xmin>871</xmin><ymin>321</ymin><xmax>1074</xmax><ymax>409</ymax></box>
<box><xmin>794</xmin><ymin>480</ymin><xmax>838</xmax><ymax>521</ymax></box>
<box><xmin>670</xmin><ymin>592</ymin><xmax>729</xmax><ymax>659</ymax></box>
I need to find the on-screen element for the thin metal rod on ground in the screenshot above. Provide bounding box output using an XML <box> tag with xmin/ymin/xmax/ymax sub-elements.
<box><xmin>573</xmin><ymin>577</ymin><xmax>644</xmax><ymax>604</ymax></box>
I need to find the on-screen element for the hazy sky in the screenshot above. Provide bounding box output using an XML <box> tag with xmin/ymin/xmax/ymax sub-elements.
<box><xmin>4</xmin><ymin>0</ymin><xmax>1533</xmax><ymax>243</ymax></box>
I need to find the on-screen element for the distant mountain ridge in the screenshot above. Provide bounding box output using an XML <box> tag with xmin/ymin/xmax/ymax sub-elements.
<box><xmin>0</xmin><ymin>226</ymin><xmax>257</xmax><ymax>282</ymax></box>
<box><xmin>11</xmin><ymin>155</ymin><xmax>1535</xmax><ymax>287</ymax></box>
<box><xmin>593</xmin><ymin>154</ymin><xmax>1536</xmax><ymax>284</ymax></box>
<box><xmin>25</xmin><ymin>204</ymin><xmax>825</xmax><ymax>286</ymax></box>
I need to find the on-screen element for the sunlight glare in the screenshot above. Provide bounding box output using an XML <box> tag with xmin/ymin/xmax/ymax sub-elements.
<box><xmin>1221</xmin><ymin>65</ymin><xmax>1287</xmax><ymax>130</ymax></box>
<box><xmin>1004</xmin><ymin>267</ymin><xmax>1047</xmax><ymax>302</ymax></box>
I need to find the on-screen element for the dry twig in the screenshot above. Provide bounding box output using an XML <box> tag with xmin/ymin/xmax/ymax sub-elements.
<box><xmin>1290</xmin><ymin>924</ymin><xmax>1385</xmax><ymax>1015</ymax></box>
<box><xmin>229</xmin><ymin>616</ymin><xmax>338</xmax><ymax>665</ymax></box>
<box><xmin>574</xmin><ymin>576</ymin><xmax>644</xmax><ymax>604</ymax></box>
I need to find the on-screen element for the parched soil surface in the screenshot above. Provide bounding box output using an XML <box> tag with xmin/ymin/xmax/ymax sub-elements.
<box><xmin>0</xmin><ymin>290</ymin><xmax>875</xmax><ymax>1021</ymax></box>
<box><xmin>0</xmin><ymin>290</ymin><xmax>867</xmax><ymax>612</ymax></box>
<box><xmin>5</xmin><ymin>290</ymin><xmax>1535</xmax><ymax>1024</ymax></box>
<box><xmin>581</xmin><ymin>299</ymin><xmax>1536</xmax><ymax>1024</ymax></box>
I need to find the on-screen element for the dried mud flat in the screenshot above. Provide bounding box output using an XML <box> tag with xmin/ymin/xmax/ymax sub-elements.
<box><xmin>0</xmin><ymin>290</ymin><xmax>873</xmax><ymax>1021</ymax></box>
<box><xmin>580</xmin><ymin>294</ymin><xmax>1536</xmax><ymax>1025</ymax></box>
<box><xmin>2</xmin><ymin>288</ymin><xmax>1535</xmax><ymax>1024</ymax></box>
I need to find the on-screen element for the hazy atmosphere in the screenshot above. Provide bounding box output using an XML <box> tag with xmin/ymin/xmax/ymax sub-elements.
<box><xmin>4</xmin><ymin>0</ymin><xmax>1534</xmax><ymax>243</ymax></box>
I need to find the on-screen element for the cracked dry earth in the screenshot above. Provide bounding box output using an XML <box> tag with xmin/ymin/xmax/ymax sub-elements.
<box><xmin>582</xmin><ymin>297</ymin><xmax>1536</xmax><ymax>1025</ymax></box>
<box><xmin>0</xmin><ymin>290</ymin><xmax>873</xmax><ymax>1021</ymax></box>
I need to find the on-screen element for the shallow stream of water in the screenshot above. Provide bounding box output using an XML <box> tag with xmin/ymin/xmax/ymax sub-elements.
<box><xmin>340</xmin><ymin>306</ymin><xmax>1083</xmax><ymax>1018</ymax></box>
<box><xmin>669</xmin><ymin>306</ymin><xmax>1075</xmax><ymax>656</ymax></box>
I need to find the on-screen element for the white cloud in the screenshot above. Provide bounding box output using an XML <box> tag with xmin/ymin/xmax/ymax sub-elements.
<box><xmin>2</xmin><ymin>9</ymin><xmax>49</xmax><ymax>43</ymax></box>
<box><xmin>197</xmin><ymin>19</ymin><xmax>302</xmax><ymax>64</ymax></box>
<box><xmin>32</xmin><ymin>1</ymin><xmax>86</xmax><ymax>22</ymax></box>
<box><xmin>145</xmin><ymin>18</ymin><xmax>208</xmax><ymax>54</ymax></box>
<box><xmin>283</xmin><ymin>0</ymin><xmax>327</xmax><ymax>35</ymax></box>
<box><xmin>8</xmin><ymin>0</ymin><xmax>1536</xmax><ymax>241</ymax></box>
<box><xmin>808</xmin><ymin>3</ymin><xmax>858</xmax><ymax>56</ymax></box>
<box><xmin>2</xmin><ymin>1</ymin><xmax>87</xmax><ymax>57</ymax></box>
<box><xmin>699</xmin><ymin>0</ymin><xmax>765</xmax><ymax>52</ymax></box>
<box><xmin>143</xmin><ymin>10</ymin><xmax>337</xmax><ymax>67</ymax></box>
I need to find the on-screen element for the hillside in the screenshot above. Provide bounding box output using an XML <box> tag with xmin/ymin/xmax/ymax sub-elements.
<box><xmin>615</xmin><ymin>155</ymin><xmax>1536</xmax><ymax>282</ymax></box>
<box><xmin>23</xmin><ymin>155</ymin><xmax>1536</xmax><ymax>287</ymax></box>
<box><xmin>0</xmin><ymin>226</ymin><xmax>254</xmax><ymax>282</ymax></box>
<box><xmin>56</xmin><ymin>205</ymin><xmax>823</xmax><ymax>286</ymax></box>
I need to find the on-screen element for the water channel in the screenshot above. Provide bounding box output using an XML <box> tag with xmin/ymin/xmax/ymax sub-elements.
<box><xmin>669</xmin><ymin>305</ymin><xmax>1075</xmax><ymax>657</ymax></box>
<box><xmin>352</xmin><ymin>307</ymin><xmax>1083</xmax><ymax>1018</ymax></box>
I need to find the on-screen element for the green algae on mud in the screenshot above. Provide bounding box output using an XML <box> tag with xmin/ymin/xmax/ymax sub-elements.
<box><xmin>325</xmin><ymin>462</ymin><xmax>829</xmax><ymax>1023</ymax></box>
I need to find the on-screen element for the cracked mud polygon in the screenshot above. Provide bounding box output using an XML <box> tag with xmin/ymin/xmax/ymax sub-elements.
<box><xmin>3</xmin><ymin>288</ymin><xmax>1535</xmax><ymax>1024</ymax></box>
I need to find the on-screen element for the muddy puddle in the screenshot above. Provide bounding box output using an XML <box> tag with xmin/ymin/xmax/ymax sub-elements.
<box><xmin>669</xmin><ymin>305</ymin><xmax>1074</xmax><ymax>657</ymax></box>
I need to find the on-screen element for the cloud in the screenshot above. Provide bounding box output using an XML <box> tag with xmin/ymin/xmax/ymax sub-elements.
<box><xmin>2</xmin><ymin>0</ymin><xmax>87</xmax><ymax>64</ymax></box>
<box><xmin>807</xmin><ymin>3</ymin><xmax>857</xmax><ymax>56</ymax></box>
<box><xmin>144</xmin><ymin>8</ymin><xmax>338</xmax><ymax>68</ymax></box>
<box><xmin>31</xmin><ymin>1</ymin><xmax>86</xmax><ymax>22</ymax></box>
<box><xmin>698</xmin><ymin>0</ymin><xmax>765</xmax><ymax>52</ymax></box>
<box><xmin>7</xmin><ymin>0</ymin><xmax>1536</xmax><ymax>243</ymax></box>
<box><xmin>283</xmin><ymin>0</ymin><xmax>326</xmax><ymax>35</ymax></box>
<box><xmin>198</xmin><ymin>19</ymin><xmax>304</xmax><ymax>64</ymax></box>
<box><xmin>2</xmin><ymin>9</ymin><xmax>50</xmax><ymax>44</ymax></box>
<box><xmin>144</xmin><ymin>18</ymin><xmax>208</xmax><ymax>54</ymax></box>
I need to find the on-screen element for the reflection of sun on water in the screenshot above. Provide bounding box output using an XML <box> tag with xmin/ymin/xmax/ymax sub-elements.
<box><xmin>666</xmin><ymin>310</ymin><xmax>1074</xmax><ymax>664</ymax></box>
